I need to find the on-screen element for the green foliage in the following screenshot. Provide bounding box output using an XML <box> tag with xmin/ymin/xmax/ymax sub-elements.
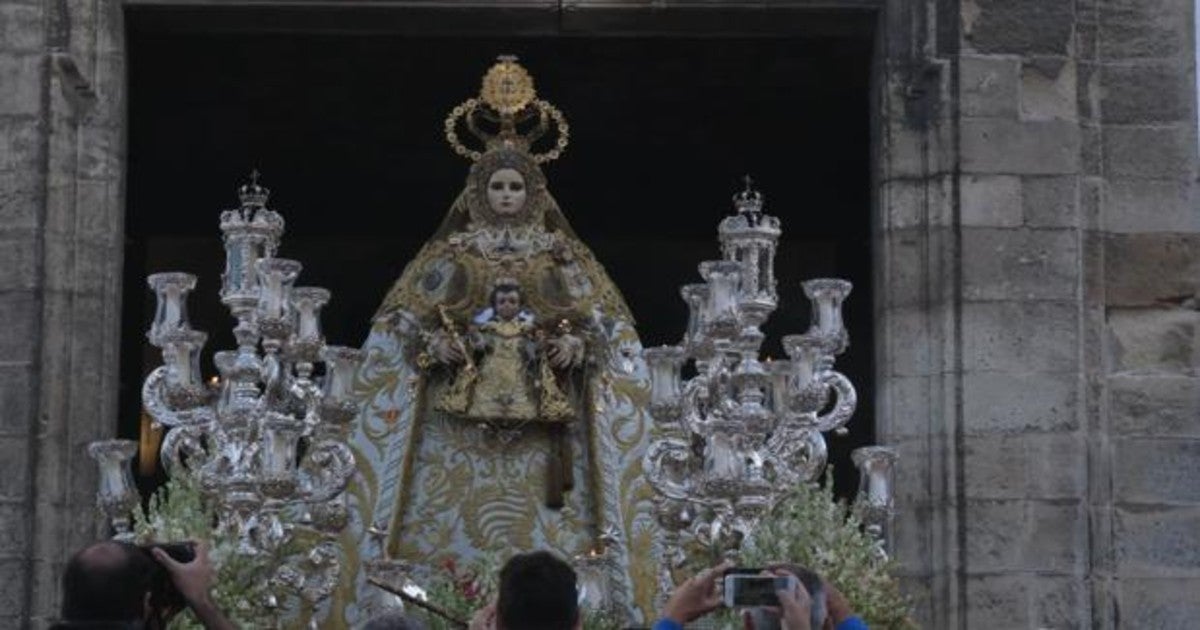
<box><xmin>739</xmin><ymin>474</ymin><xmax>918</xmax><ymax>630</ymax></box>
<box><xmin>131</xmin><ymin>475</ymin><xmax>282</xmax><ymax>628</ymax></box>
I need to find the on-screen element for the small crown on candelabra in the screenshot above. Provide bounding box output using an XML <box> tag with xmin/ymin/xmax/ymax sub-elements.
<box><xmin>733</xmin><ymin>175</ymin><xmax>764</xmax><ymax>215</ymax></box>
<box><xmin>238</xmin><ymin>169</ymin><xmax>270</xmax><ymax>207</ymax></box>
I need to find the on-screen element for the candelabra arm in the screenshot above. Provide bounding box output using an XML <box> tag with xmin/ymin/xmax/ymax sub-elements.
<box><xmin>159</xmin><ymin>424</ymin><xmax>208</xmax><ymax>475</ymax></box>
<box><xmin>142</xmin><ymin>366</ymin><xmax>216</xmax><ymax>428</ymax></box>
<box><xmin>299</xmin><ymin>440</ymin><xmax>357</xmax><ymax>504</ymax></box>
<box><xmin>643</xmin><ymin>438</ymin><xmax>695</xmax><ymax>502</ymax></box>
<box><xmin>764</xmin><ymin>424</ymin><xmax>828</xmax><ymax>486</ymax></box>
<box><xmin>814</xmin><ymin>369</ymin><xmax>857</xmax><ymax>433</ymax></box>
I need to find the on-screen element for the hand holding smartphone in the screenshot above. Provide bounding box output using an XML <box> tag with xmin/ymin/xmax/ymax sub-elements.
<box><xmin>722</xmin><ymin>568</ymin><xmax>799</xmax><ymax>608</ymax></box>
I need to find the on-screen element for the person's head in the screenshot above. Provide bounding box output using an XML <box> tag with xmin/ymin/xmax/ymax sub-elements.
<box><xmin>490</xmin><ymin>282</ymin><xmax>523</xmax><ymax>321</ymax></box>
<box><xmin>362</xmin><ymin>611</ymin><xmax>427</xmax><ymax>630</ymax></box>
<box><xmin>59</xmin><ymin>541</ymin><xmax>159</xmax><ymax>626</ymax></box>
<box><xmin>486</xmin><ymin>167</ymin><xmax>527</xmax><ymax>216</ymax></box>
<box><xmin>496</xmin><ymin>551</ymin><xmax>580</xmax><ymax>630</ymax></box>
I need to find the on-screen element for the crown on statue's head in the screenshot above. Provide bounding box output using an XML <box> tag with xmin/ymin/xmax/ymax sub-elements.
<box><xmin>445</xmin><ymin>56</ymin><xmax>570</xmax><ymax>165</ymax></box>
<box><xmin>238</xmin><ymin>169</ymin><xmax>270</xmax><ymax>207</ymax></box>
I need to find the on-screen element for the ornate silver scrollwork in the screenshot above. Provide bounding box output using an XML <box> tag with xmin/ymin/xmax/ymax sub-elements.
<box><xmin>92</xmin><ymin>176</ymin><xmax>360</xmax><ymax>621</ymax></box>
<box><xmin>643</xmin><ymin>179</ymin><xmax>894</xmax><ymax>576</ymax></box>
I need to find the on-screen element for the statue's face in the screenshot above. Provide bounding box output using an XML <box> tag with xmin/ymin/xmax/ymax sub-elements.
<box><xmin>493</xmin><ymin>290</ymin><xmax>521</xmax><ymax>321</ymax></box>
<box><xmin>486</xmin><ymin>168</ymin><xmax>527</xmax><ymax>216</ymax></box>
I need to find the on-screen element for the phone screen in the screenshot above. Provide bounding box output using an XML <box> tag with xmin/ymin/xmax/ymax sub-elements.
<box><xmin>728</xmin><ymin>575</ymin><xmax>791</xmax><ymax>607</ymax></box>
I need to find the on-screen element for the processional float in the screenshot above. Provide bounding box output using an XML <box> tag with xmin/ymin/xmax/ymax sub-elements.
<box><xmin>88</xmin><ymin>57</ymin><xmax>896</xmax><ymax>626</ymax></box>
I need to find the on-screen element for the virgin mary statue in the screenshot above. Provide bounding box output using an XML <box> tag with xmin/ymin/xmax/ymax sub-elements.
<box><xmin>334</xmin><ymin>58</ymin><xmax>658</xmax><ymax>624</ymax></box>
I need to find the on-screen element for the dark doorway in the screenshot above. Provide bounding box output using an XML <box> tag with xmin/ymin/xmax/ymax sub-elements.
<box><xmin>120</xmin><ymin>6</ymin><xmax>876</xmax><ymax>496</ymax></box>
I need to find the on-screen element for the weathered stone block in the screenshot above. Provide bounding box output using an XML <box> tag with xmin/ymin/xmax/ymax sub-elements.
<box><xmin>885</xmin><ymin>228</ymin><xmax>924</xmax><ymax>309</ymax></box>
<box><xmin>91</xmin><ymin>52</ymin><xmax>127</xmax><ymax>125</ymax></box>
<box><xmin>0</xmin><ymin>118</ymin><xmax>42</xmax><ymax>173</ymax></box>
<box><xmin>965</xmin><ymin>433</ymin><xmax>1086</xmax><ymax>501</ymax></box>
<box><xmin>1080</xmin><ymin>123</ymin><xmax>1102</xmax><ymax>176</ymax></box>
<box><xmin>0</xmin><ymin>236</ymin><xmax>37</xmax><ymax>292</ymax></box>
<box><xmin>1105</xmin><ymin>233</ymin><xmax>1200</xmax><ymax>305</ymax></box>
<box><xmin>0</xmin><ymin>172</ymin><xmax>40</xmax><ymax>229</ymax></box>
<box><xmin>1109</xmin><ymin>375</ymin><xmax>1200</xmax><ymax>436</ymax></box>
<box><xmin>0</xmin><ymin>53</ymin><xmax>41</xmax><ymax>117</ymax></box>
<box><xmin>1103</xmin><ymin>125</ymin><xmax>1196</xmax><ymax>180</ymax></box>
<box><xmin>76</xmin><ymin>178</ymin><xmax>118</xmax><ymax>241</ymax></box>
<box><xmin>1107</xmin><ymin>307</ymin><xmax>1199</xmax><ymax>374</ymax></box>
<box><xmin>1114</xmin><ymin>505</ymin><xmax>1200</xmax><ymax>573</ymax></box>
<box><xmin>1031</xmin><ymin>575</ymin><xmax>1086</xmax><ymax>629</ymax></box>
<box><xmin>961</xmin><ymin>228</ymin><xmax>1078</xmax><ymax>301</ymax></box>
<box><xmin>959</xmin><ymin>55</ymin><xmax>1020</xmax><ymax>119</ymax></box>
<box><xmin>1021</xmin><ymin>175</ymin><xmax>1078</xmax><ymax>227</ymax></box>
<box><xmin>78</xmin><ymin>125</ymin><xmax>119</xmax><ymax>180</ymax></box>
<box><xmin>966</xmin><ymin>499</ymin><xmax>1085</xmax><ymax>572</ymax></box>
<box><xmin>964</xmin><ymin>574</ymin><xmax>1028</xmax><ymax>629</ymax></box>
<box><xmin>1101</xmin><ymin>62</ymin><xmax>1195</xmax><ymax>124</ymax></box>
<box><xmin>1020</xmin><ymin>58</ymin><xmax>1076</xmax><ymax>121</ymax></box>
<box><xmin>878</xmin><ymin>375</ymin><xmax>930</xmax><ymax>440</ymax></box>
<box><xmin>964</xmin><ymin>0</ymin><xmax>1073</xmax><ymax>55</ymax></box>
<box><xmin>879</xmin><ymin>179</ymin><xmax>922</xmax><ymax>229</ymax></box>
<box><xmin>961</xmin><ymin>119</ymin><xmax>1080</xmax><ymax>174</ymax></box>
<box><xmin>0</xmin><ymin>291</ymin><xmax>40</xmax><ymax>363</ymax></box>
<box><xmin>0</xmin><ymin>436</ymin><xmax>31</xmax><ymax>500</ymax></box>
<box><xmin>881</xmin><ymin>176</ymin><xmax>951</xmax><ymax>229</ymax></box>
<box><xmin>962</xmin><ymin>371</ymin><xmax>1079</xmax><ymax>434</ymax></box>
<box><xmin>1077</xmin><ymin>61</ymin><xmax>1100</xmax><ymax>122</ymax></box>
<box><xmin>1114</xmin><ymin>437</ymin><xmax>1200</xmax><ymax>504</ymax></box>
<box><xmin>962</xmin><ymin>300</ymin><xmax>1079</xmax><ymax>372</ymax></box>
<box><xmin>1100</xmin><ymin>1</ymin><xmax>1189</xmax><ymax>60</ymax></box>
<box><xmin>885</xmin><ymin>306</ymin><xmax>935</xmax><ymax>376</ymax></box>
<box><xmin>43</xmin><ymin>237</ymin><xmax>116</xmax><ymax>296</ymax></box>
<box><xmin>892</xmin><ymin>502</ymin><xmax>932</xmax><ymax>574</ymax></box>
<box><xmin>891</xmin><ymin>436</ymin><xmax>932</xmax><ymax>505</ymax></box>
<box><xmin>1104</xmin><ymin>177</ymin><xmax>1200</xmax><ymax>233</ymax></box>
<box><xmin>0</xmin><ymin>501</ymin><xmax>29</xmax><ymax>556</ymax></box>
<box><xmin>961</xmin><ymin>174</ymin><xmax>1022</xmax><ymax>227</ymax></box>
<box><xmin>0</xmin><ymin>363</ymin><xmax>34</xmax><ymax>436</ymax></box>
<box><xmin>0</xmin><ymin>4</ymin><xmax>43</xmax><ymax>52</ymax></box>
<box><xmin>0</xmin><ymin>559</ymin><xmax>26</xmax><ymax>618</ymax></box>
<box><xmin>1117</xmin><ymin>578</ymin><xmax>1200</xmax><ymax>629</ymax></box>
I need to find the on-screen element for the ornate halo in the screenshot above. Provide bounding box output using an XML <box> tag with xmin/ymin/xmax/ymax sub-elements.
<box><xmin>444</xmin><ymin>57</ymin><xmax>570</xmax><ymax>164</ymax></box>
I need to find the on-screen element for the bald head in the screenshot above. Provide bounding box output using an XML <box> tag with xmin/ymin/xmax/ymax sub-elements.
<box><xmin>61</xmin><ymin>541</ymin><xmax>157</xmax><ymax>622</ymax></box>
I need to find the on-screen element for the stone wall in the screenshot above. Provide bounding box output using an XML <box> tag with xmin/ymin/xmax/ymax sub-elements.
<box><xmin>878</xmin><ymin>0</ymin><xmax>1200</xmax><ymax>627</ymax></box>
<box><xmin>0</xmin><ymin>0</ymin><xmax>126</xmax><ymax>626</ymax></box>
<box><xmin>1</xmin><ymin>0</ymin><xmax>1196</xmax><ymax>627</ymax></box>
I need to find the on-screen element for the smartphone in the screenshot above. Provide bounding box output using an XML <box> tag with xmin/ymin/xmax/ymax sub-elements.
<box><xmin>722</xmin><ymin>572</ymin><xmax>798</xmax><ymax>608</ymax></box>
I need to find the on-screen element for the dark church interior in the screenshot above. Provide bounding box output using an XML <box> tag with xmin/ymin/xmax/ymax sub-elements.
<box><xmin>120</xmin><ymin>6</ymin><xmax>876</xmax><ymax>496</ymax></box>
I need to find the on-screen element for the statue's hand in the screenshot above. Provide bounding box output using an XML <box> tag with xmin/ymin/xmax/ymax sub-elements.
<box><xmin>546</xmin><ymin>334</ymin><xmax>583</xmax><ymax>369</ymax></box>
<box><xmin>429</xmin><ymin>331</ymin><xmax>466</xmax><ymax>365</ymax></box>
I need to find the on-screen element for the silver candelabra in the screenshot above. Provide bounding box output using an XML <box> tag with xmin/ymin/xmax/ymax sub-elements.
<box><xmin>89</xmin><ymin>175</ymin><xmax>361</xmax><ymax>615</ymax></box>
<box><xmin>642</xmin><ymin>179</ymin><xmax>896</xmax><ymax>590</ymax></box>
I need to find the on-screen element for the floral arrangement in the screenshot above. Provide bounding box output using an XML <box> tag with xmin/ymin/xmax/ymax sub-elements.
<box><xmin>131</xmin><ymin>474</ymin><xmax>287</xmax><ymax>628</ymax></box>
<box><xmin>739</xmin><ymin>474</ymin><xmax>918</xmax><ymax>630</ymax></box>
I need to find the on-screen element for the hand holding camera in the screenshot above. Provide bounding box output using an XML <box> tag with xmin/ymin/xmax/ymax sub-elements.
<box><xmin>148</xmin><ymin>541</ymin><xmax>235</xmax><ymax>630</ymax></box>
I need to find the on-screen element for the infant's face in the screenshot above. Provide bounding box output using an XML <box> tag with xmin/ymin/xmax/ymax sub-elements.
<box><xmin>486</xmin><ymin>168</ymin><xmax>527</xmax><ymax>216</ymax></box>
<box><xmin>494</xmin><ymin>290</ymin><xmax>521</xmax><ymax>321</ymax></box>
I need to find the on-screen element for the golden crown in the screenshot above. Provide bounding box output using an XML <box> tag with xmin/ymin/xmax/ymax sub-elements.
<box><xmin>444</xmin><ymin>56</ymin><xmax>570</xmax><ymax>164</ymax></box>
